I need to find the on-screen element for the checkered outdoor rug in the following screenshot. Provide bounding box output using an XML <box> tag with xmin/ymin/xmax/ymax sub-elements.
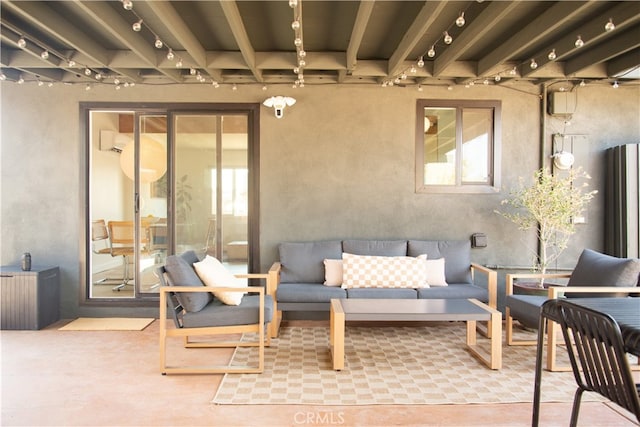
<box><xmin>212</xmin><ymin>324</ymin><xmax>593</xmax><ymax>405</ymax></box>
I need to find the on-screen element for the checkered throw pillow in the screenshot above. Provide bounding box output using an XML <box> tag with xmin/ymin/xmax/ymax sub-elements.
<box><xmin>341</xmin><ymin>253</ymin><xmax>429</xmax><ymax>289</ymax></box>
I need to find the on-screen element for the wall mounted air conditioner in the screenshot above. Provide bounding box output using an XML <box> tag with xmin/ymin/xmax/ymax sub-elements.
<box><xmin>99</xmin><ymin>130</ymin><xmax>132</xmax><ymax>152</ymax></box>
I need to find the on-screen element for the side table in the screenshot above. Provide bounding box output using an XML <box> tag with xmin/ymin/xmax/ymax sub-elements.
<box><xmin>0</xmin><ymin>266</ymin><xmax>60</xmax><ymax>330</ymax></box>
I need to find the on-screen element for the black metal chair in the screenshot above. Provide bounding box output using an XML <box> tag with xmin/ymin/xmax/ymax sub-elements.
<box><xmin>556</xmin><ymin>300</ymin><xmax>640</xmax><ymax>426</ymax></box>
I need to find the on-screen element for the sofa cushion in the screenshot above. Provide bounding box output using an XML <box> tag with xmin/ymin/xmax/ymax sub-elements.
<box><xmin>182</xmin><ymin>295</ymin><xmax>274</xmax><ymax>328</ymax></box>
<box><xmin>408</xmin><ymin>240</ymin><xmax>472</xmax><ymax>284</ymax></box>
<box><xmin>279</xmin><ymin>241</ymin><xmax>342</xmax><ymax>283</ymax></box>
<box><xmin>193</xmin><ymin>255</ymin><xmax>246</xmax><ymax>305</ymax></box>
<box><xmin>346</xmin><ymin>288</ymin><xmax>418</xmax><ymax>299</ymax></box>
<box><xmin>417</xmin><ymin>284</ymin><xmax>488</xmax><ymax>303</ymax></box>
<box><xmin>341</xmin><ymin>253</ymin><xmax>429</xmax><ymax>289</ymax></box>
<box><xmin>323</xmin><ymin>259</ymin><xmax>343</xmax><ymax>286</ymax></box>
<box><xmin>276</xmin><ymin>282</ymin><xmax>347</xmax><ymax>303</ymax></box>
<box><xmin>567</xmin><ymin>249</ymin><xmax>640</xmax><ymax>298</ymax></box>
<box><xmin>342</xmin><ymin>240</ymin><xmax>407</xmax><ymax>256</ymax></box>
<box><xmin>505</xmin><ymin>294</ymin><xmax>549</xmax><ymax>329</ymax></box>
<box><xmin>164</xmin><ymin>253</ymin><xmax>212</xmax><ymax>313</ymax></box>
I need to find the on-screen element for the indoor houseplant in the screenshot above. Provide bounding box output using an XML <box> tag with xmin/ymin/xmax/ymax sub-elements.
<box><xmin>496</xmin><ymin>167</ymin><xmax>597</xmax><ymax>286</ymax></box>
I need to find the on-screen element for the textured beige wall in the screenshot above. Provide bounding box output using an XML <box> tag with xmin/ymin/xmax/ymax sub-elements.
<box><xmin>1</xmin><ymin>81</ymin><xmax>638</xmax><ymax>316</ymax></box>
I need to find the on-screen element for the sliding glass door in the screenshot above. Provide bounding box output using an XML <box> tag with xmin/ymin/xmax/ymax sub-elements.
<box><xmin>85</xmin><ymin>104</ymin><xmax>257</xmax><ymax>301</ymax></box>
<box><xmin>174</xmin><ymin>113</ymin><xmax>249</xmax><ymax>272</ymax></box>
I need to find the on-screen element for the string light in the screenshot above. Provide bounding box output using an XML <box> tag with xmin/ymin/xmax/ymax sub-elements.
<box><xmin>456</xmin><ymin>12</ymin><xmax>465</xmax><ymax>27</ymax></box>
<box><xmin>427</xmin><ymin>46</ymin><xmax>436</xmax><ymax>58</ymax></box>
<box><xmin>40</xmin><ymin>50</ymin><xmax>49</xmax><ymax>60</ymax></box>
<box><xmin>132</xmin><ymin>19</ymin><xmax>142</xmax><ymax>32</ymax></box>
<box><xmin>443</xmin><ymin>31</ymin><xmax>453</xmax><ymax>45</ymax></box>
<box><xmin>530</xmin><ymin>58</ymin><xmax>538</xmax><ymax>69</ymax></box>
<box><xmin>547</xmin><ymin>49</ymin><xmax>556</xmax><ymax>60</ymax></box>
<box><xmin>612</xmin><ymin>81</ymin><xmax>619</xmax><ymax>88</ymax></box>
<box><xmin>605</xmin><ymin>18</ymin><xmax>615</xmax><ymax>32</ymax></box>
<box><xmin>166</xmin><ymin>49</ymin><xmax>174</xmax><ymax>60</ymax></box>
<box><xmin>17</xmin><ymin>37</ymin><xmax>26</xmax><ymax>48</ymax></box>
<box><xmin>575</xmin><ymin>35</ymin><xmax>584</xmax><ymax>48</ymax></box>
<box><xmin>122</xmin><ymin>0</ymin><xmax>133</xmax><ymax>11</ymax></box>
<box><xmin>154</xmin><ymin>37</ymin><xmax>163</xmax><ymax>49</ymax></box>
<box><xmin>417</xmin><ymin>56</ymin><xmax>424</xmax><ymax>67</ymax></box>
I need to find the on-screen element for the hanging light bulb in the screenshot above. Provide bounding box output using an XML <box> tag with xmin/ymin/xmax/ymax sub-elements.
<box><xmin>85</xmin><ymin>84</ymin><xmax>91</xmax><ymax>91</ymax></box>
<box><xmin>410</xmin><ymin>65</ymin><xmax>417</xmax><ymax>74</ymax></box>
<box><xmin>18</xmin><ymin>75</ymin><xmax>24</xmax><ymax>84</ymax></box>
<box><xmin>417</xmin><ymin>56</ymin><xmax>424</xmax><ymax>67</ymax></box>
<box><xmin>291</xmin><ymin>20</ymin><xmax>300</xmax><ymax>31</ymax></box>
<box><xmin>427</xmin><ymin>46</ymin><xmax>436</xmax><ymax>58</ymax></box>
<box><xmin>400</xmin><ymin>73</ymin><xmax>407</xmax><ymax>80</ymax></box>
<box><xmin>605</xmin><ymin>18</ymin><xmax>615</xmax><ymax>32</ymax></box>
<box><xmin>115</xmin><ymin>84</ymin><xmax>122</xmax><ymax>90</ymax></box>
<box><xmin>417</xmin><ymin>84</ymin><xmax>423</xmax><ymax>92</ymax></box>
<box><xmin>575</xmin><ymin>35</ymin><xmax>584</xmax><ymax>48</ymax></box>
<box><xmin>456</xmin><ymin>12</ymin><xmax>465</xmax><ymax>27</ymax></box>
<box><xmin>47</xmin><ymin>82</ymin><xmax>53</xmax><ymax>87</ymax></box>
<box><xmin>85</xmin><ymin>68</ymin><xmax>92</xmax><ymax>76</ymax></box>
<box><xmin>509</xmin><ymin>66</ymin><xmax>517</xmax><ymax>75</ymax></box>
<box><xmin>38</xmin><ymin>80</ymin><xmax>44</xmax><ymax>86</ymax></box>
<box><xmin>132</xmin><ymin>19</ymin><xmax>142</xmax><ymax>32</ymax></box>
<box><xmin>293</xmin><ymin>66</ymin><xmax>300</xmax><ymax>74</ymax></box>
<box><xmin>289</xmin><ymin>0</ymin><xmax>298</xmax><ymax>8</ymax></box>
<box><xmin>0</xmin><ymin>73</ymin><xmax>6</xmax><ymax>81</ymax></box>
<box><xmin>166</xmin><ymin>49</ymin><xmax>174</xmax><ymax>60</ymax></box>
<box><xmin>68</xmin><ymin>59</ymin><xmax>76</xmax><ymax>67</ymax></box>
<box><xmin>298</xmin><ymin>49</ymin><xmax>306</xmax><ymax>58</ymax></box>
<box><xmin>298</xmin><ymin>59</ymin><xmax>306</xmax><ymax>67</ymax></box>
<box><xmin>547</xmin><ymin>49</ymin><xmax>556</xmax><ymax>60</ymax></box>
<box><xmin>175</xmin><ymin>58</ymin><xmax>183</xmax><ymax>68</ymax></box>
<box><xmin>114</xmin><ymin>78</ymin><xmax>120</xmax><ymax>85</ymax></box>
<box><xmin>40</xmin><ymin>50</ymin><xmax>49</xmax><ymax>60</ymax></box>
<box><xmin>189</xmin><ymin>68</ymin><xmax>196</xmax><ymax>75</ymax></box>
<box><xmin>17</xmin><ymin>37</ymin><xmax>26</xmax><ymax>48</ymax></box>
<box><xmin>612</xmin><ymin>80</ymin><xmax>619</xmax><ymax>88</ymax></box>
<box><xmin>95</xmin><ymin>73</ymin><xmax>103</xmax><ymax>80</ymax></box>
<box><xmin>443</xmin><ymin>31</ymin><xmax>453</xmax><ymax>44</ymax></box>
<box><xmin>154</xmin><ymin>37</ymin><xmax>163</xmax><ymax>49</ymax></box>
<box><xmin>494</xmin><ymin>75</ymin><xmax>501</xmax><ymax>82</ymax></box>
<box><xmin>579</xmin><ymin>80</ymin><xmax>586</xmax><ymax>87</ymax></box>
<box><xmin>483</xmin><ymin>79</ymin><xmax>489</xmax><ymax>85</ymax></box>
<box><xmin>122</xmin><ymin>0</ymin><xmax>133</xmax><ymax>10</ymax></box>
<box><xmin>294</xmin><ymin>37</ymin><xmax>302</xmax><ymax>47</ymax></box>
<box><xmin>232</xmin><ymin>84</ymin><xmax>238</xmax><ymax>91</ymax></box>
<box><xmin>530</xmin><ymin>58</ymin><xmax>538</xmax><ymax>69</ymax></box>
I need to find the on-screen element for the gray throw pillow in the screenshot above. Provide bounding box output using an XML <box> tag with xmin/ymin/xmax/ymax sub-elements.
<box><xmin>567</xmin><ymin>249</ymin><xmax>640</xmax><ymax>298</ymax></box>
<box><xmin>164</xmin><ymin>254</ymin><xmax>212</xmax><ymax>312</ymax></box>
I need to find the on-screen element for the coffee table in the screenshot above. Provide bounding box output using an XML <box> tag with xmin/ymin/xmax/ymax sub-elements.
<box><xmin>329</xmin><ymin>298</ymin><xmax>502</xmax><ymax>370</ymax></box>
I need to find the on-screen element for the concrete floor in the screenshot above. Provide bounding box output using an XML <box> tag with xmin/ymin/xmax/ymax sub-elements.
<box><xmin>1</xmin><ymin>319</ymin><xmax>638</xmax><ymax>427</ymax></box>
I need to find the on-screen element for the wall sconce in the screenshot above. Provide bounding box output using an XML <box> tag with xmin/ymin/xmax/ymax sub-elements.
<box><xmin>263</xmin><ymin>96</ymin><xmax>296</xmax><ymax>118</ymax></box>
<box><xmin>551</xmin><ymin>151</ymin><xmax>575</xmax><ymax>170</ymax></box>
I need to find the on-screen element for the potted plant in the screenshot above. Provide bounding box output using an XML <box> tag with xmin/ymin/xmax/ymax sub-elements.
<box><xmin>496</xmin><ymin>167</ymin><xmax>597</xmax><ymax>286</ymax></box>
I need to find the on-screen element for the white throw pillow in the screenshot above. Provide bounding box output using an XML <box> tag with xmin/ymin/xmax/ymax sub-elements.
<box><xmin>193</xmin><ymin>255</ymin><xmax>246</xmax><ymax>305</ymax></box>
<box><xmin>323</xmin><ymin>259</ymin><xmax>343</xmax><ymax>286</ymax></box>
<box><xmin>341</xmin><ymin>253</ymin><xmax>429</xmax><ymax>289</ymax></box>
<box><xmin>425</xmin><ymin>258</ymin><xmax>448</xmax><ymax>287</ymax></box>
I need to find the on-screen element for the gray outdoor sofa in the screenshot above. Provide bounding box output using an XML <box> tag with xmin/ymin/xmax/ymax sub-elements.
<box><xmin>268</xmin><ymin>239</ymin><xmax>497</xmax><ymax>336</ymax></box>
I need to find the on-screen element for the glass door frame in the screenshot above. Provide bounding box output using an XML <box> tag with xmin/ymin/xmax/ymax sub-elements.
<box><xmin>80</xmin><ymin>102</ymin><xmax>261</xmax><ymax>306</ymax></box>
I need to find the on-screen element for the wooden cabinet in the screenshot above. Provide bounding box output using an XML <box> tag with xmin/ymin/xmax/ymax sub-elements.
<box><xmin>1</xmin><ymin>266</ymin><xmax>60</xmax><ymax>330</ymax></box>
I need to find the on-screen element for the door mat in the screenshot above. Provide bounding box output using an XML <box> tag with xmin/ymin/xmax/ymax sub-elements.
<box><xmin>59</xmin><ymin>317</ymin><xmax>155</xmax><ymax>331</ymax></box>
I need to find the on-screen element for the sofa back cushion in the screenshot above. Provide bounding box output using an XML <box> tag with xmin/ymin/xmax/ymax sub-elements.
<box><xmin>164</xmin><ymin>251</ymin><xmax>212</xmax><ymax>312</ymax></box>
<box><xmin>567</xmin><ymin>249</ymin><xmax>640</xmax><ymax>297</ymax></box>
<box><xmin>342</xmin><ymin>240</ymin><xmax>407</xmax><ymax>256</ymax></box>
<box><xmin>407</xmin><ymin>240</ymin><xmax>472</xmax><ymax>284</ymax></box>
<box><xmin>279</xmin><ymin>240</ymin><xmax>342</xmax><ymax>283</ymax></box>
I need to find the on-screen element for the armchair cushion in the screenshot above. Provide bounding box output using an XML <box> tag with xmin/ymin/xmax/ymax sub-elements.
<box><xmin>567</xmin><ymin>249</ymin><xmax>640</xmax><ymax>298</ymax></box>
<box><xmin>164</xmin><ymin>253</ymin><xmax>212</xmax><ymax>313</ymax></box>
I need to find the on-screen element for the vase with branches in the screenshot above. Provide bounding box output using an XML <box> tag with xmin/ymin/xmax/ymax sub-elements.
<box><xmin>496</xmin><ymin>167</ymin><xmax>597</xmax><ymax>286</ymax></box>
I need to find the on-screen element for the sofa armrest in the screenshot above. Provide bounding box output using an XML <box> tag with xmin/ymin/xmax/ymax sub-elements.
<box><xmin>547</xmin><ymin>285</ymin><xmax>640</xmax><ymax>298</ymax></box>
<box><xmin>471</xmin><ymin>263</ymin><xmax>498</xmax><ymax>309</ymax></box>
<box><xmin>505</xmin><ymin>272</ymin><xmax>572</xmax><ymax>296</ymax></box>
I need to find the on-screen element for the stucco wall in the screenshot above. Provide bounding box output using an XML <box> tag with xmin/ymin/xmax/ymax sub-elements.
<box><xmin>1</xmin><ymin>81</ymin><xmax>638</xmax><ymax>317</ymax></box>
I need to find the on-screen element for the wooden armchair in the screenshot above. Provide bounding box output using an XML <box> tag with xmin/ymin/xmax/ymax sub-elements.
<box><xmin>505</xmin><ymin>249</ymin><xmax>640</xmax><ymax>371</ymax></box>
<box><xmin>158</xmin><ymin>251</ymin><xmax>275</xmax><ymax>375</ymax></box>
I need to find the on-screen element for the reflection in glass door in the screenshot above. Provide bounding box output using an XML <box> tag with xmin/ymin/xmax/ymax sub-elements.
<box><xmin>89</xmin><ymin>111</ymin><xmax>167</xmax><ymax>298</ymax></box>
<box><xmin>174</xmin><ymin>114</ymin><xmax>249</xmax><ymax>272</ymax></box>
